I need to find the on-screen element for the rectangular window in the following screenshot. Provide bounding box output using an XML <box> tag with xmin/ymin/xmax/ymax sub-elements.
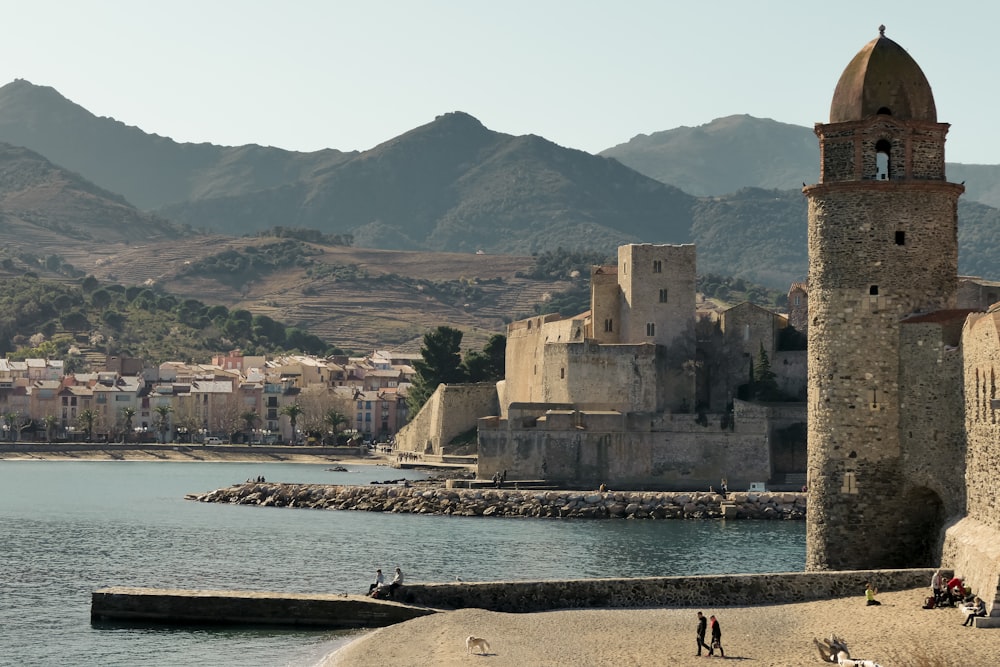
<box><xmin>560</xmin><ymin>368</ymin><xmax>565</xmax><ymax>379</ymax></box>
<box><xmin>841</xmin><ymin>472</ymin><xmax>858</xmax><ymax>494</ymax></box>
<box><xmin>646</xmin><ymin>322</ymin><xmax>655</xmax><ymax>337</ymax></box>
<box><xmin>659</xmin><ymin>288</ymin><xmax>668</xmax><ymax>303</ymax></box>
<box><xmin>794</xmin><ymin>295</ymin><xmax>801</xmax><ymax>306</ymax></box>
<box><xmin>604</xmin><ymin>318</ymin><xmax>613</xmax><ymax>332</ymax></box>
<box><xmin>895</xmin><ymin>230</ymin><xmax>905</xmax><ymax>245</ymax></box>
<box><xmin>652</xmin><ymin>260</ymin><xmax>662</xmax><ymax>273</ymax></box>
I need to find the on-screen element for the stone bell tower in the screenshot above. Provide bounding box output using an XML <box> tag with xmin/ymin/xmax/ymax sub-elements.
<box><xmin>803</xmin><ymin>27</ymin><xmax>964</xmax><ymax>570</ymax></box>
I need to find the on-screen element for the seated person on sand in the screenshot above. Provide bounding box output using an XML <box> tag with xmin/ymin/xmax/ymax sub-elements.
<box><xmin>865</xmin><ymin>582</ymin><xmax>880</xmax><ymax>606</ymax></box>
<box><xmin>962</xmin><ymin>597</ymin><xmax>987</xmax><ymax>626</ymax></box>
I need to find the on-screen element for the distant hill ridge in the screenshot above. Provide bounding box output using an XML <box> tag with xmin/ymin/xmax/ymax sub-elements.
<box><xmin>2</xmin><ymin>79</ymin><xmax>1000</xmax><ymax>293</ymax></box>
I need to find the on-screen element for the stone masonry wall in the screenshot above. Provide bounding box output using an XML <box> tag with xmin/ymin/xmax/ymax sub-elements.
<box><xmin>395</xmin><ymin>383</ymin><xmax>497</xmax><ymax>455</ymax></box>
<box><xmin>806</xmin><ymin>181</ymin><xmax>962</xmax><ymax>571</ymax></box>
<box><xmin>617</xmin><ymin>244</ymin><xmax>696</xmax><ymax>348</ymax></box>
<box><xmin>396</xmin><ymin>569</ymin><xmax>936</xmax><ymax>613</ymax></box>
<box><xmin>898</xmin><ymin>319</ymin><xmax>967</xmax><ymax>518</ymax></box>
<box><xmin>478</xmin><ymin>420</ymin><xmax>770</xmax><ymax>491</ymax></box>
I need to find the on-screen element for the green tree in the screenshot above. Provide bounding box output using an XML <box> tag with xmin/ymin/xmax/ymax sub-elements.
<box><xmin>408</xmin><ymin>326</ymin><xmax>466</xmax><ymax>414</ymax></box>
<box><xmin>60</xmin><ymin>309</ymin><xmax>90</xmax><ymax>331</ymax></box>
<box><xmin>241</xmin><ymin>410</ymin><xmax>260</xmax><ymax>443</ymax></box>
<box><xmin>90</xmin><ymin>289</ymin><xmax>112</xmax><ymax>310</ymax></box>
<box><xmin>154</xmin><ymin>405</ymin><xmax>173</xmax><ymax>443</ymax></box>
<box><xmin>77</xmin><ymin>409</ymin><xmax>97</xmax><ymax>441</ymax></box>
<box><xmin>462</xmin><ymin>334</ymin><xmax>506</xmax><ymax>382</ymax></box>
<box><xmin>280</xmin><ymin>403</ymin><xmax>304</xmax><ymax>445</ymax></box>
<box><xmin>120</xmin><ymin>406</ymin><xmax>136</xmax><ymax>443</ymax></box>
<box><xmin>753</xmin><ymin>342</ymin><xmax>780</xmax><ymax>401</ymax></box>
<box><xmin>323</xmin><ymin>408</ymin><xmax>348</xmax><ymax>444</ymax></box>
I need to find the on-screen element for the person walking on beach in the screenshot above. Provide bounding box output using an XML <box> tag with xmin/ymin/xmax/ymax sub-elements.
<box><xmin>709</xmin><ymin>614</ymin><xmax>724</xmax><ymax>657</ymax></box>
<box><xmin>368</xmin><ymin>568</ymin><xmax>383</xmax><ymax>595</ymax></box>
<box><xmin>696</xmin><ymin>611</ymin><xmax>712</xmax><ymax>656</ymax></box>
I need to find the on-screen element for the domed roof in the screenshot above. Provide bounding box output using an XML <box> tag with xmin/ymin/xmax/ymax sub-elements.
<box><xmin>829</xmin><ymin>26</ymin><xmax>936</xmax><ymax>123</ymax></box>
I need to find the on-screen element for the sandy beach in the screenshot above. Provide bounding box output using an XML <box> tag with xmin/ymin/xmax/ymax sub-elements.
<box><xmin>0</xmin><ymin>445</ymin><xmax>382</xmax><ymax>466</ymax></box>
<box><xmin>325</xmin><ymin>588</ymin><xmax>997</xmax><ymax>666</ymax></box>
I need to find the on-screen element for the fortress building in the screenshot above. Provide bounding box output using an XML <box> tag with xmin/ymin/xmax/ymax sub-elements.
<box><xmin>804</xmin><ymin>26</ymin><xmax>1000</xmax><ymax>618</ymax></box>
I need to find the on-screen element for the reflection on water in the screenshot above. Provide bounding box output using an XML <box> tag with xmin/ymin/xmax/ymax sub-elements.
<box><xmin>1</xmin><ymin>461</ymin><xmax>804</xmax><ymax>666</ymax></box>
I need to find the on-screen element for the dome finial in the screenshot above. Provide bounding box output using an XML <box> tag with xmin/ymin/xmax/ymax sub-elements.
<box><xmin>879</xmin><ymin>24</ymin><xmax>886</xmax><ymax>37</ymax></box>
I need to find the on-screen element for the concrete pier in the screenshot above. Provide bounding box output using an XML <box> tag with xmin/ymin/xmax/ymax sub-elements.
<box><xmin>91</xmin><ymin>587</ymin><xmax>437</xmax><ymax>628</ymax></box>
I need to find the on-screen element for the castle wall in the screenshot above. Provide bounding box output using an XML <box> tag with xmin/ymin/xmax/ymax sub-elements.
<box><xmin>503</xmin><ymin>314</ymin><xmax>564</xmax><ymax>405</ymax></box>
<box><xmin>395</xmin><ymin>382</ymin><xmax>498</xmax><ymax>455</ymax></box>
<box><xmin>898</xmin><ymin>318</ymin><xmax>967</xmax><ymax>519</ymax></box>
<box><xmin>773</xmin><ymin>350</ymin><xmax>807</xmax><ymax>401</ymax></box>
<box><xmin>722</xmin><ymin>302</ymin><xmax>780</xmax><ymax>359</ymax></box>
<box><xmin>957</xmin><ymin>278</ymin><xmax>1000</xmax><ymax>311</ymax></box>
<box><xmin>961</xmin><ymin>313</ymin><xmax>1000</xmax><ymax>531</ymax></box>
<box><xmin>478</xmin><ymin>406</ymin><xmax>770</xmax><ymax>491</ymax></box>
<box><xmin>617</xmin><ymin>244</ymin><xmax>696</xmax><ymax>347</ymax></box>
<box><xmin>540</xmin><ymin>342</ymin><xmax>667</xmax><ymax>412</ymax></box>
<box><xmin>589</xmin><ymin>267</ymin><xmax>620</xmax><ymax>343</ymax></box>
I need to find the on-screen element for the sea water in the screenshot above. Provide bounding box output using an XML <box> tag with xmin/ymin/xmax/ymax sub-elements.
<box><xmin>0</xmin><ymin>460</ymin><xmax>805</xmax><ymax>666</ymax></box>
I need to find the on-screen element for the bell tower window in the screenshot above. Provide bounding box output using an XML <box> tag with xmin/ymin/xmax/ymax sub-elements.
<box><xmin>876</xmin><ymin>139</ymin><xmax>891</xmax><ymax>180</ymax></box>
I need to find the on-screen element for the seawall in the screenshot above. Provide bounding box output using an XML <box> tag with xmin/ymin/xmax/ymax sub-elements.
<box><xmin>189</xmin><ymin>483</ymin><xmax>806</xmax><ymax>520</ymax></box>
<box><xmin>91</xmin><ymin>587</ymin><xmax>436</xmax><ymax>628</ymax></box>
<box><xmin>396</xmin><ymin>569</ymin><xmax>936</xmax><ymax>612</ymax></box>
<box><xmin>91</xmin><ymin>570</ymin><xmax>938</xmax><ymax>628</ymax></box>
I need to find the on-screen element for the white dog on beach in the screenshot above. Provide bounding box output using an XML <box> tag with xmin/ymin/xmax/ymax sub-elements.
<box><xmin>466</xmin><ymin>635</ymin><xmax>490</xmax><ymax>654</ymax></box>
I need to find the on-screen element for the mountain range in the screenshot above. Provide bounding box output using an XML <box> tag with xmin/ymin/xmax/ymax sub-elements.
<box><xmin>1</xmin><ymin>78</ymin><xmax>999</xmax><ymax>298</ymax></box>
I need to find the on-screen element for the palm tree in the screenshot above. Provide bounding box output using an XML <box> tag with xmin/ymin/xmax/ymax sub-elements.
<box><xmin>43</xmin><ymin>414</ymin><xmax>59</xmax><ymax>443</ymax></box>
<box><xmin>241</xmin><ymin>410</ymin><xmax>260</xmax><ymax>444</ymax></box>
<box><xmin>279</xmin><ymin>403</ymin><xmax>304</xmax><ymax>445</ymax></box>
<box><xmin>154</xmin><ymin>405</ymin><xmax>173</xmax><ymax>443</ymax></box>
<box><xmin>323</xmin><ymin>409</ymin><xmax>348</xmax><ymax>445</ymax></box>
<box><xmin>77</xmin><ymin>409</ymin><xmax>96</xmax><ymax>441</ymax></box>
<box><xmin>121</xmin><ymin>406</ymin><xmax>136</xmax><ymax>443</ymax></box>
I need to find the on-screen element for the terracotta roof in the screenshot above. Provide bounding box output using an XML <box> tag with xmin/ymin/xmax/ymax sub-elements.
<box><xmin>902</xmin><ymin>309</ymin><xmax>976</xmax><ymax>324</ymax></box>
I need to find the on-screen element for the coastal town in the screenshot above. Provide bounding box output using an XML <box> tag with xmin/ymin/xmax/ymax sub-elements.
<box><xmin>0</xmin><ymin>349</ymin><xmax>418</xmax><ymax>445</ymax></box>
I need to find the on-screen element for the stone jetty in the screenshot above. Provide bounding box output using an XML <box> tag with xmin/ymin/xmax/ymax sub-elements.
<box><xmin>189</xmin><ymin>483</ymin><xmax>805</xmax><ymax>520</ymax></box>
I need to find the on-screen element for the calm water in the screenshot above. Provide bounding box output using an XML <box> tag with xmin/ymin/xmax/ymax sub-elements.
<box><xmin>0</xmin><ymin>461</ymin><xmax>805</xmax><ymax>666</ymax></box>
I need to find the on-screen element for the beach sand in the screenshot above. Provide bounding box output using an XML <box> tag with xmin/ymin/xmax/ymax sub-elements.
<box><xmin>0</xmin><ymin>446</ymin><xmax>381</xmax><ymax>465</ymax></box>
<box><xmin>325</xmin><ymin>588</ymin><xmax>997</xmax><ymax>666</ymax></box>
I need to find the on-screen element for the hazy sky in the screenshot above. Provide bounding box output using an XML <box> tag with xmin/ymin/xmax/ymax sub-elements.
<box><xmin>3</xmin><ymin>1</ymin><xmax>997</xmax><ymax>163</ymax></box>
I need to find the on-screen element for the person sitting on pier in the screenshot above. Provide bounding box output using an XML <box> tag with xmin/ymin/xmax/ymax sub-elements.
<box><xmin>368</xmin><ymin>569</ymin><xmax>383</xmax><ymax>595</ymax></box>
<box><xmin>388</xmin><ymin>567</ymin><xmax>404</xmax><ymax>598</ymax></box>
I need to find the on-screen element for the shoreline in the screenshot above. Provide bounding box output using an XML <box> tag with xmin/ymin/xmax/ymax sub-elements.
<box><xmin>0</xmin><ymin>444</ymin><xmax>384</xmax><ymax>466</ymax></box>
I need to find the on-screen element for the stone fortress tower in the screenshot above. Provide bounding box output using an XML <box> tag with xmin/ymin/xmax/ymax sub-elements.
<box><xmin>804</xmin><ymin>26</ymin><xmax>966</xmax><ymax>570</ymax></box>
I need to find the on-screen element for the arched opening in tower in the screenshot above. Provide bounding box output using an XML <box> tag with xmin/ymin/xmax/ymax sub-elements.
<box><xmin>893</xmin><ymin>486</ymin><xmax>946</xmax><ymax>567</ymax></box>
<box><xmin>876</xmin><ymin>139</ymin><xmax>892</xmax><ymax>180</ymax></box>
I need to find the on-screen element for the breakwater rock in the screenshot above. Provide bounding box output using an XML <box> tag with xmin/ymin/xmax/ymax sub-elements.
<box><xmin>189</xmin><ymin>483</ymin><xmax>806</xmax><ymax>520</ymax></box>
